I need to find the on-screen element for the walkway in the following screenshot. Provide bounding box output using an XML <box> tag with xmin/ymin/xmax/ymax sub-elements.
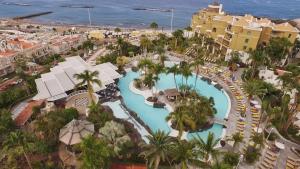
<box><xmin>102</xmin><ymin>100</ymin><xmax>151</xmax><ymax>143</ymax></box>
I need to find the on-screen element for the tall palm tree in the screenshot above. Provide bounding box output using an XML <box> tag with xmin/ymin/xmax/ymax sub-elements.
<box><xmin>180</xmin><ymin>64</ymin><xmax>192</xmax><ymax>96</ymax></box>
<box><xmin>243</xmin><ymin>80</ymin><xmax>267</xmax><ymax>100</ymax></box>
<box><xmin>116</xmin><ymin>38</ymin><xmax>124</xmax><ymax>56</ymax></box>
<box><xmin>74</xmin><ymin>70</ymin><xmax>102</xmax><ymax>105</ymax></box>
<box><xmin>172</xmin><ymin>30</ymin><xmax>184</xmax><ymax>49</ymax></box>
<box><xmin>138</xmin><ymin>58</ymin><xmax>153</xmax><ymax>75</ymax></box>
<box><xmin>170</xmin><ymin>140</ymin><xmax>202</xmax><ymax>169</ymax></box>
<box><xmin>192</xmin><ymin>57</ymin><xmax>204</xmax><ymax>89</ymax></box>
<box><xmin>166</xmin><ymin>106</ymin><xmax>195</xmax><ymax>140</ymax></box>
<box><xmin>139</xmin><ymin>130</ymin><xmax>173</xmax><ymax>169</ymax></box>
<box><xmin>143</xmin><ymin>73</ymin><xmax>158</xmax><ymax>96</ymax></box>
<box><xmin>166</xmin><ymin>65</ymin><xmax>179</xmax><ymax>90</ymax></box>
<box><xmin>140</xmin><ymin>36</ymin><xmax>152</xmax><ymax>56</ymax></box>
<box><xmin>150</xmin><ymin>22</ymin><xmax>158</xmax><ymax>32</ymax></box>
<box><xmin>247</xmin><ymin>49</ymin><xmax>268</xmax><ymax>78</ymax></box>
<box><xmin>192</xmin><ymin>132</ymin><xmax>220</xmax><ymax>165</ymax></box>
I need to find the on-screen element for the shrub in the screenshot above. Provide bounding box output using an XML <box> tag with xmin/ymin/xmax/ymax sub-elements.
<box><xmin>223</xmin><ymin>152</ymin><xmax>239</xmax><ymax>167</ymax></box>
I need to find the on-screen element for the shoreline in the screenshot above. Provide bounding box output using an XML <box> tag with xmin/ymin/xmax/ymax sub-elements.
<box><xmin>0</xmin><ymin>18</ymin><xmax>175</xmax><ymax>31</ymax></box>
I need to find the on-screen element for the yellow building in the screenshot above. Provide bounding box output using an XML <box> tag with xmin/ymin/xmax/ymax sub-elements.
<box><xmin>191</xmin><ymin>3</ymin><xmax>299</xmax><ymax>55</ymax></box>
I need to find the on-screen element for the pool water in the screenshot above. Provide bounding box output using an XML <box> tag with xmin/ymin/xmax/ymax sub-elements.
<box><xmin>118</xmin><ymin>71</ymin><xmax>229</xmax><ymax>140</ymax></box>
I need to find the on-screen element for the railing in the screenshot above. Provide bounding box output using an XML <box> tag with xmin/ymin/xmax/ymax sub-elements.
<box><xmin>213</xmin><ymin>118</ymin><xmax>226</xmax><ymax>126</ymax></box>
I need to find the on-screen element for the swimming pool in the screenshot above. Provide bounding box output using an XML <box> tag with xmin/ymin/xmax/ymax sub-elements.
<box><xmin>118</xmin><ymin>71</ymin><xmax>229</xmax><ymax>140</ymax></box>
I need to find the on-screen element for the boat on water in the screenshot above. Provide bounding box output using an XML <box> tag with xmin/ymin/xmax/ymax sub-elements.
<box><xmin>132</xmin><ymin>7</ymin><xmax>171</xmax><ymax>12</ymax></box>
<box><xmin>60</xmin><ymin>5</ymin><xmax>94</xmax><ymax>9</ymax></box>
<box><xmin>2</xmin><ymin>2</ymin><xmax>31</xmax><ymax>6</ymax></box>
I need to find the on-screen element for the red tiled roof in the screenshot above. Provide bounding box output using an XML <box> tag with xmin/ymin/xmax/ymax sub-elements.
<box><xmin>14</xmin><ymin>100</ymin><xmax>44</xmax><ymax>126</ymax></box>
<box><xmin>110</xmin><ymin>163</ymin><xmax>147</xmax><ymax>169</ymax></box>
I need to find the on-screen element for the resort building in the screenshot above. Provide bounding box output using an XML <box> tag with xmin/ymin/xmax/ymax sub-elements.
<box><xmin>191</xmin><ymin>3</ymin><xmax>299</xmax><ymax>55</ymax></box>
<box><xmin>33</xmin><ymin>56</ymin><xmax>122</xmax><ymax>102</ymax></box>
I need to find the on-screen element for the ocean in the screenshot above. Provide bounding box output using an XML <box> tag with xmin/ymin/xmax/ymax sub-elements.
<box><xmin>0</xmin><ymin>0</ymin><xmax>299</xmax><ymax>28</ymax></box>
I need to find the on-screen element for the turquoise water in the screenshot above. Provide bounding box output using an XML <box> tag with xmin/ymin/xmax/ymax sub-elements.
<box><xmin>118</xmin><ymin>71</ymin><xmax>228</xmax><ymax>140</ymax></box>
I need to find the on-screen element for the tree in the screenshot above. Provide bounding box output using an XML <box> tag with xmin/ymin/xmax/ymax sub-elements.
<box><xmin>0</xmin><ymin>109</ymin><xmax>15</xmax><ymax>142</ymax></box>
<box><xmin>251</xmin><ymin>132</ymin><xmax>264</xmax><ymax>149</ymax></box>
<box><xmin>228</xmin><ymin>51</ymin><xmax>241</xmax><ymax>71</ymax></box>
<box><xmin>140</xmin><ymin>36</ymin><xmax>152</xmax><ymax>56</ymax></box>
<box><xmin>137</xmin><ymin>58</ymin><xmax>153</xmax><ymax>75</ymax></box>
<box><xmin>80</xmin><ymin>135</ymin><xmax>113</xmax><ymax>169</ymax></box>
<box><xmin>150</xmin><ymin>22</ymin><xmax>158</xmax><ymax>31</ymax></box>
<box><xmin>180</xmin><ymin>64</ymin><xmax>192</xmax><ymax>96</ymax></box>
<box><xmin>166</xmin><ymin>65</ymin><xmax>180</xmax><ymax>90</ymax></box>
<box><xmin>74</xmin><ymin>70</ymin><xmax>101</xmax><ymax>105</ymax></box>
<box><xmin>247</xmin><ymin>49</ymin><xmax>268</xmax><ymax>78</ymax></box>
<box><xmin>140</xmin><ymin>130</ymin><xmax>173</xmax><ymax>169</ymax></box>
<box><xmin>172</xmin><ymin>30</ymin><xmax>184</xmax><ymax>49</ymax></box>
<box><xmin>185</xmin><ymin>26</ymin><xmax>193</xmax><ymax>38</ymax></box>
<box><xmin>229</xmin><ymin>132</ymin><xmax>243</xmax><ymax>150</ymax></box>
<box><xmin>116</xmin><ymin>56</ymin><xmax>129</xmax><ymax>71</ymax></box>
<box><xmin>266</xmin><ymin>37</ymin><xmax>292</xmax><ymax>65</ymax></box>
<box><xmin>243</xmin><ymin>79</ymin><xmax>267</xmax><ymax>99</ymax></box>
<box><xmin>114</xmin><ymin>27</ymin><xmax>121</xmax><ymax>33</ymax></box>
<box><xmin>192</xmin><ymin>57</ymin><xmax>204</xmax><ymax>89</ymax></box>
<box><xmin>170</xmin><ymin>140</ymin><xmax>202</xmax><ymax>169</ymax></box>
<box><xmin>1</xmin><ymin>131</ymin><xmax>46</xmax><ymax>169</ymax></box>
<box><xmin>223</xmin><ymin>152</ymin><xmax>239</xmax><ymax>167</ymax></box>
<box><xmin>82</xmin><ymin>40</ymin><xmax>94</xmax><ymax>55</ymax></box>
<box><xmin>244</xmin><ymin>146</ymin><xmax>259</xmax><ymax>164</ymax></box>
<box><xmin>166</xmin><ymin>107</ymin><xmax>195</xmax><ymax>140</ymax></box>
<box><xmin>192</xmin><ymin>132</ymin><xmax>220</xmax><ymax>165</ymax></box>
<box><xmin>99</xmin><ymin>121</ymin><xmax>131</xmax><ymax>157</ymax></box>
<box><xmin>87</xmin><ymin>103</ymin><xmax>112</xmax><ymax>130</ymax></box>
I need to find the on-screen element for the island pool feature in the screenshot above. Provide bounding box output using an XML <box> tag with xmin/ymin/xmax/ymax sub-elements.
<box><xmin>118</xmin><ymin>71</ymin><xmax>229</xmax><ymax>140</ymax></box>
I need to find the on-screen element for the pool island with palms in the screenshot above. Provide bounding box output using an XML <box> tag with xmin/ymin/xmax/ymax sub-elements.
<box><xmin>118</xmin><ymin>70</ymin><xmax>230</xmax><ymax>140</ymax></box>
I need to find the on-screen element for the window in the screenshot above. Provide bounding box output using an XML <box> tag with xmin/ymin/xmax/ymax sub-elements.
<box><xmin>245</xmin><ymin>39</ymin><xmax>249</xmax><ymax>43</ymax></box>
<box><xmin>212</xmin><ymin>28</ymin><xmax>217</xmax><ymax>32</ymax></box>
<box><xmin>288</xmin><ymin>34</ymin><xmax>292</xmax><ymax>38</ymax></box>
<box><xmin>243</xmin><ymin>46</ymin><xmax>247</xmax><ymax>50</ymax></box>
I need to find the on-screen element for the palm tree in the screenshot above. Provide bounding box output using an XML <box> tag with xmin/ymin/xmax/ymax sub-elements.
<box><xmin>138</xmin><ymin>58</ymin><xmax>153</xmax><ymax>75</ymax></box>
<box><xmin>247</xmin><ymin>49</ymin><xmax>268</xmax><ymax>78</ymax></box>
<box><xmin>192</xmin><ymin>132</ymin><xmax>220</xmax><ymax>165</ymax></box>
<box><xmin>192</xmin><ymin>57</ymin><xmax>204</xmax><ymax>89</ymax></box>
<box><xmin>243</xmin><ymin>80</ymin><xmax>267</xmax><ymax>100</ymax></box>
<box><xmin>251</xmin><ymin>132</ymin><xmax>264</xmax><ymax>149</ymax></box>
<box><xmin>229</xmin><ymin>132</ymin><xmax>244</xmax><ymax>151</ymax></box>
<box><xmin>74</xmin><ymin>70</ymin><xmax>102</xmax><ymax>105</ymax></box>
<box><xmin>166</xmin><ymin>107</ymin><xmax>195</xmax><ymax>140</ymax></box>
<box><xmin>185</xmin><ymin>26</ymin><xmax>193</xmax><ymax>38</ymax></box>
<box><xmin>150</xmin><ymin>22</ymin><xmax>158</xmax><ymax>32</ymax></box>
<box><xmin>143</xmin><ymin>73</ymin><xmax>158</xmax><ymax>95</ymax></box>
<box><xmin>172</xmin><ymin>30</ymin><xmax>184</xmax><ymax>49</ymax></box>
<box><xmin>180</xmin><ymin>64</ymin><xmax>192</xmax><ymax>96</ymax></box>
<box><xmin>114</xmin><ymin>27</ymin><xmax>121</xmax><ymax>33</ymax></box>
<box><xmin>170</xmin><ymin>140</ymin><xmax>202</xmax><ymax>169</ymax></box>
<box><xmin>140</xmin><ymin>130</ymin><xmax>173</xmax><ymax>169</ymax></box>
<box><xmin>140</xmin><ymin>36</ymin><xmax>152</xmax><ymax>56</ymax></box>
<box><xmin>116</xmin><ymin>38</ymin><xmax>124</xmax><ymax>56</ymax></box>
<box><xmin>166</xmin><ymin>65</ymin><xmax>180</xmax><ymax>90</ymax></box>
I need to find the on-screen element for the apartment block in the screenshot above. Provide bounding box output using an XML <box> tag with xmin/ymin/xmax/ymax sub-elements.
<box><xmin>191</xmin><ymin>3</ymin><xmax>299</xmax><ymax>55</ymax></box>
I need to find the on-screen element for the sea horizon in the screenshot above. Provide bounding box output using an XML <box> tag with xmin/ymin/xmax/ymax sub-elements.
<box><xmin>0</xmin><ymin>0</ymin><xmax>300</xmax><ymax>29</ymax></box>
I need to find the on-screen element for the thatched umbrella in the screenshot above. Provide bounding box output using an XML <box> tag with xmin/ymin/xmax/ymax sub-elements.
<box><xmin>59</xmin><ymin>119</ymin><xmax>94</xmax><ymax>145</ymax></box>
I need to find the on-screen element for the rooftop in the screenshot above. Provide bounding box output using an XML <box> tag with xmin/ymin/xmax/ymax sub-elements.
<box><xmin>34</xmin><ymin>56</ymin><xmax>122</xmax><ymax>101</ymax></box>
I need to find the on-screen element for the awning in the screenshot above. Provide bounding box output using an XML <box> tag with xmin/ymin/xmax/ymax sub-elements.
<box><xmin>254</xmin><ymin>104</ymin><xmax>262</xmax><ymax>109</ymax></box>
